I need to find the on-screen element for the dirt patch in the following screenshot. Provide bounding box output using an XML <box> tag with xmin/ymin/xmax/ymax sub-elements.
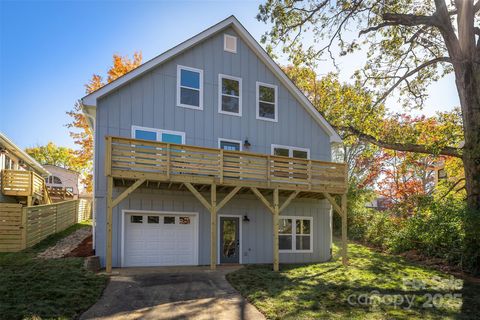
<box><xmin>37</xmin><ymin>227</ymin><xmax>92</xmax><ymax>259</ymax></box>
<box><xmin>65</xmin><ymin>235</ymin><xmax>94</xmax><ymax>257</ymax></box>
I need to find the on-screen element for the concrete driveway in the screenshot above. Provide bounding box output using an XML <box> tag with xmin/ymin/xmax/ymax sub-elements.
<box><xmin>80</xmin><ymin>266</ymin><xmax>265</xmax><ymax>320</ymax></box>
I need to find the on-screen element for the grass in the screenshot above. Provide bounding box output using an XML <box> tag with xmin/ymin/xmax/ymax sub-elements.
<box><xmin>227</xmin><ymin>240</ymin><xmax>480</xmax><ymax>319</ymax></box>
<box><xmin>0</xmin><ymin>221</ymin><xmax>108</xmax><ymax>320</ymax></box>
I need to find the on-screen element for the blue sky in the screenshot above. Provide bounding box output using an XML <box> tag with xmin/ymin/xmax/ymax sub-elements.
<box><xmin>0</xmin><ymin>0</ymin><xmax>459</xmax><ymax>150</ymax></box>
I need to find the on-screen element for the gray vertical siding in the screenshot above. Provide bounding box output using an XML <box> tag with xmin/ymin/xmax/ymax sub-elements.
<box><xmin>93</xmin><ymin>27</ymin><xmax>333</xmax><ymax>266</ymax></box>
<box><xmin>95</xmin><ymin>188</ymin><xmax>332</xmax><ymax>267</ymax></box>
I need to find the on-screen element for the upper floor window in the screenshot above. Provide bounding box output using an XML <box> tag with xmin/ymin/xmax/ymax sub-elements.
<box><xmin>3</xmin><ymin>155</ymin><xmax>13</xmax><ymax>170</ymax></box>
<box><xmin>177</xmin><ymin>65</ymin><xmax>203</xmax><ymax>110</ymax></box>
<box><xmin>46</xmin><ymin>176</ymin><xmax>62</xmax><ymax>185</ymax></box>
<box><xmin>218</xmin><ymin>74</ymin><xmax>242</xmax><ymax>116</ymax></box>
<box><xmin>218</xmin><ymin>138</ymin><xmax>242</xmax><ymax>151</ymax></box>
<box><xmin>256</xmin><ymin>82</ymin><xmax>278</xmax><ymax>122</ymax></box>
<box><xmin>272</xmin><ymin>145</ymin><xmax>310</xmax><ymax>159</ymax></box>
<box><xmin>224</xmin><ymin>34</ymin><xmax>237</xmax><ymax>53</ymax></box>
<box><xmin>132</xmin><ymin>126</ymin><xmax>185</xmax><ymax>144</ymax></box>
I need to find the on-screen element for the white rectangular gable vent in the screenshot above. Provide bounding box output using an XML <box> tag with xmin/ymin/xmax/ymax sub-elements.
<box><xmin>224</xmin><ymin>34</ymin><xmax>237</xmax><ymax>53</ymax></box>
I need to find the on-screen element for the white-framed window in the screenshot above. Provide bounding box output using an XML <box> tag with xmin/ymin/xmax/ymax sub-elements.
<box><xmin>46</xmin><ymin>176</ymin><xmax>62</xmax><ymax>185</ymax></box>
<box><xmin>224</xmin><ymin>34</ymin><xmax>237</xmax><ymax>53</ymax></box>
<box><xmin>256</xmin><ymin>82</ymin><xmax>278</xmax><ymax>122</ymax></box>
<box><xmin>218</xmin><ymin>138</ymin><xmax>242</xmax><ymax>151</ymax></box>
<box><xmin>271</xmin><ymin>144</ymin><xmax>310</xmax><ymax>159</ymax></box>
<box><xmin>218</xmin><ymin>74</ymin><xmax>242</xmax><ymax>116</ymax></box>
<box><xmin>132</xmin><ymin>125</ymin><xmax>185</xmax><ymax>144</ymax></box>
<box><xmin>177</xmin><ymin>65</ymin><xmax>203</xmax><ymax>110</ymax></box>
<box><xmin>279</xmin><ymin>216</ymin><xmax>313</xmax><ymax>253</ymax></box>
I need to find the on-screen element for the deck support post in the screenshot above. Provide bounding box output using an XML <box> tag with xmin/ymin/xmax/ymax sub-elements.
<box><xmin>341</xmin><ymin>193</ymin><xmax>348</xmax><ymax>266</ymax></box>
<box><xmin>273</xmin><ymin>188</ymin><xmax>280</xmax><ymax>272</ymax></box>
<box><xmin>210</xmin><ymin>183</ymin><xmax>217</xmax><ymax>270</ymax></box>
<box><xmin>106</xmin><ymin>176</ymin><xmax>113</xmax><ymax>273</ymax></box>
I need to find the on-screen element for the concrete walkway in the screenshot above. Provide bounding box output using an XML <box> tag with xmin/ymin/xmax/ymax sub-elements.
<box><xmin>81</xmin><ymin>266</ymin><xmax>265</xmax><ymax>320</ymax></box>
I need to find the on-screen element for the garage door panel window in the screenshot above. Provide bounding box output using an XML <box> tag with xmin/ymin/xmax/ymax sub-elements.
<box><xmin>164</xmin><ymin>216</ymin><xmax>176</xmax><ymax>224</ymax></box>
<box><xmin>180</xmin><ymin>216</ymin><xmax>191</xmax><ymax>224</ymax></box>
<box><xmin>131</xmin><ymin>215</ymin><xmax>143</xmax><ymax>223</ymax></box>
<box><xmin>148</xmin><ymin>216</ymin><xmax>159</xmax><ymax>224</ymax></box>
<box><xmin>279</xmin><ymin>216</ymin><xmax>313</xmax><ymax>253</ymax></box>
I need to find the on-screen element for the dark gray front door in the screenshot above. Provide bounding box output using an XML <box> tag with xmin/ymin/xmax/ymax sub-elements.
<box><xmin>220</xmin><ymin>216</ymin><xmax>240</xmax><ymax>264</ymax></box>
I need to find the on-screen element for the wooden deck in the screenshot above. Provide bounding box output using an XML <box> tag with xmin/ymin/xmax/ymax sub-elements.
<box><xmin>106</xmin><ymin>136</ymin><xmax>347</xmax><ymax>195</ymax></box>
<box><xmin>104</xmin><ymin>136</ymin><xmax>349</xmax><ymax>273</ymax></box>
<box><xmin>1</xmin><ymin>170</ymin><xmax>51</xmax><ymax>205</ymax></box>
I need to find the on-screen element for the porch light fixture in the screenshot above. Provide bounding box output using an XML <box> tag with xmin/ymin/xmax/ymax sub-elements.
<box><xmin>243</xmin><ymin>138</ymin><xmax>251</xmax><ymax>149</ymax></box>
<box><xmin>243</xmin><ymin>215</ymin><xmax>250</xmax><ymax>222</ymax></box>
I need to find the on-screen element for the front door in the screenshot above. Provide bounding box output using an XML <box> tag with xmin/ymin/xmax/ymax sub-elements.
<box><xmin>220</xmin><ymin>216</ymin><xmax>240</xmax><ymax>264</ymax></box>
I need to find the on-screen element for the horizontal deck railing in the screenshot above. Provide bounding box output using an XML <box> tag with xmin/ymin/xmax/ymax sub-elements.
<box><xmin>1</xmin><ymin>169</ymin><xmax>49</xmax><ymax>200</ymax></box>
<box><xmin>106</xmin><ymin>136</ymin><xmax>347</xmax><ymax>194</ymax></box>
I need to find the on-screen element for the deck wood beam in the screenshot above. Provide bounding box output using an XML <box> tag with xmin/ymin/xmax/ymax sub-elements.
<box><xmin>184</xmin><ymin>183</ymin><xmax>212</xmax><ymax>211</ymax></box>
<box><xmin>341</xmin><ymin>193</ymin><xmax>348</xmax><ymax>266</ymax></box>
<box><xmin>279</xmin><ymin>191</ymin><xmax>300</xmax><ymax>213</ymax></box>
<box><xmin>106</xmin><ymin>176</ymin><xmax>113</xmax><ymax>273</ymax></box>
<box><xmin>112</xmin><ymin>179</ymin><xmax>146</xmax><ymax>208</ymax></box>
<box><xmin>273</xmin><ymin>188</ymin><xmax>280</xmax><ymax>272</ymax></box>
<box><xmin>322</xmin><ymin>192</ymin><xmax>344</xmax><ymax>217</ymax></box>
<box><xmin>250</xmin><ymin>187</ymin><xmax>274</xmax><ymax>214</ymax></box>
<box><xmin>216</xmin><ymin>186</ymin><xmax>242</xmax><ymax>211</ymax></box>
<box><xmin>210</xmin><ymin>183</ymin><xmax>217</xmax><ymax>270</ymax></box>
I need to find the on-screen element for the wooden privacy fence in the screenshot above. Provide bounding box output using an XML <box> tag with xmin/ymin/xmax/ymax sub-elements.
<box><xmin>0</xmin><ymin>199</ymin><xmax>92</xmax><ymax>252</ymax></box>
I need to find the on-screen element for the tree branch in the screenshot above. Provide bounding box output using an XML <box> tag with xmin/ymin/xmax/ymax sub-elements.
<box><xmin>382</xmin><ymin>13</ymin><xmax>439</xmax><ymax>28</ymax></box>
<box><xmin>340</xmin><ymin>126</ymin><xmax>462</xmax><ymax>158</ymax></box>
<box><xmin>372</xmin><ymin>57</ymin><xmax>452</xmax><ymax>108</ymax></box>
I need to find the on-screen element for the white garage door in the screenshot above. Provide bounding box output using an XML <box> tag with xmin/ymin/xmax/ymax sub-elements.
<box><xmin>123</xmin><ymin>212</ymin><xmax>198</xmax><ymax>267</ymax></box>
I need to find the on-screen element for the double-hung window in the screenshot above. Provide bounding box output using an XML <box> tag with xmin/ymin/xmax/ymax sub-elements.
<box><xmin>256</xmin><ymin>82</ymin><xmax>278</xmax><ymax>122</ymax></box>
<box><xmin>279</xmin><ymin>216</ymin><xmax>313</xmax><ymax>252</ymax></box>
<box><xmin>271</xmin><ymin>145</ymin><xmax>310</xmax><ymax>159</ymax></box>
<box><xmin>177</xmin><ymin>65</ymin><xmax>203</xmax><ymax>110</ymax></box>
<box><xmin>218</xmin><ymin>74</ymin><xmax>242</xmax><ymax>116</ymax></box>
<box><xmin>218</xmin><ymin>138</ymin><xmax>242</xmax><ymax>151</ymax></box>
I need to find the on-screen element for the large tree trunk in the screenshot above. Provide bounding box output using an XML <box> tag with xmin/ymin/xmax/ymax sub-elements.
<box><xmin>455</xmin><ymin>61</ymin><xmax>480</xmax><ymax>274</ymax></box>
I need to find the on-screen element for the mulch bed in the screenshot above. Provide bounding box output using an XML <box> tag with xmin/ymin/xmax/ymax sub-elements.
<box><xmin>65</xmin><ymin>235</ymin><xmax>94</xmax><ymax>257</ymax></box>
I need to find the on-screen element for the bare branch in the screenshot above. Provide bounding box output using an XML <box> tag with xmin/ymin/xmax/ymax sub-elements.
<box><xmin>372</xmin><ymin>57</ymin><xmax>452</xmax><ymax>108</ymax></box>
<box><xmin>439</xmin><ymin>178</ymin><xmax>466</xmax><ymax>200</ymax></box>
<box><xmin>359</xmin><ymin>21</ymin><xmax>398</xmax><ymax>36</ymax></box>
<box><xmin>339</xmin><ymin>126</ymin><xmax>462</xmax><ymax>158</ymax></box>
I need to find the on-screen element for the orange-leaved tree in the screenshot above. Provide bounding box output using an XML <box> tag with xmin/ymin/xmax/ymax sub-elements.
<box><xmin>66</xmin><ymin>53</ymin><xmax>142</xmax><ymax>193</ymax></box>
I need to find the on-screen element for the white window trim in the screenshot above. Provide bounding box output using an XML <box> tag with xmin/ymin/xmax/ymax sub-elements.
<box><xmin>218</xmin><ymin>74</ymin><xmax>242</xmax><ymax>117</ymax></box>
<box><xmin>271</xmin><ymin>144</ymin><xmax>310</xmax><ymax>159</ymax></box>
<box><xmin>176</xmin><ymin>65</ymin><xmax>204</xmax><ymax>110</ymax></box>
<box><xmin>121</xmin><ymin>210</ymin><xmax>199</xmax><ymax>267</ymax></box>
<box><xmin>279</xmin><ymin>215</ymin><xmax>313</xmax><ymax>253</ymax></box>
<box><xmin>223</xmin><ymin>34</ymin><xmax>237</xmax><ymax>53</ymax></box>
<box><xmin>256</xmin><ymin>81</ymin><xmax>278</xmax><ymax>122</ymax></box>
<box><xmin>218</xmin><ymin>138</ymin><xmax>243</xmax><ymax>151</ymax></box>
<box><xmin>131</xmin><ymin>125</ymin><xmax>186</xmax><ymax>144</ymax></box>
<box><xmin>217</xmin><ymin>214</ymin><xmax>243</xmax><ymax>264</ymax></box>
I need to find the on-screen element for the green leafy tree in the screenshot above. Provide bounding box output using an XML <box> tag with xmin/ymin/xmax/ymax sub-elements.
<box><xmin>260</xmin><ymin>0</ymin><xmax>480</xmax><ymax>273</ymax></box>
<box><xmin>25</xmin><ymin>142</ymin><xmax>86</xmax><ymax>172</ymax></box>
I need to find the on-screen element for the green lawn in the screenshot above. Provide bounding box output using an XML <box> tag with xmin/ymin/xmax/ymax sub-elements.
<box><xmin>0</xmin><ymin>221</ymin><xmax>108</xmax><ymax>320</ymax></box>
<box><xmin>227</xmin><ymin>240</ymin><xmax>480</xmax><ymax>319</ymax></box>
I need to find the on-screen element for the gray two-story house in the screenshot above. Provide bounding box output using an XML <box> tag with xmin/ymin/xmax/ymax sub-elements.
<box><xmin>82</xmin><ymin>16</ymin><xmax>348</xmax><ymax>272</ymax></box>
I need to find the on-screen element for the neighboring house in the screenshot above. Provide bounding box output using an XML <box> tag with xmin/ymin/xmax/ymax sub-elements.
<box><xmin>81</xmin><ymin>16</ymin><xmax>347</xmax><ymax>271</ymax></box>
<box><xmin>43</xmin><ymin>164</ymin><xmax>87</xmax><ymax>202</ymax></box>
<box><xmin>365</xmin><ymin>195</ymin><xmax>392</xmax><ymax>211</ymax></box>
<box><xmin>0</xmin><ymin>132</ymin><xmax>50</xmax><ymax>205</ymax></box>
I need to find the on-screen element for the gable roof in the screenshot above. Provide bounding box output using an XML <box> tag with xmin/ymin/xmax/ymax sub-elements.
<box><xmin>0</xmin><ymin>132</ymin><xmax>50</xmax><ymax>176</ymax></box>
<box><xmin>81</xmin><ymin>15</ymin><xmax>342</xmax><ymax>143</ymax></box>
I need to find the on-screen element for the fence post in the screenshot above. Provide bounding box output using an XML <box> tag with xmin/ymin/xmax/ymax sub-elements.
<box><xmin>21</xmin><ymin>207</ymin><xmax>27</xmax><ymax>250</ymax></box>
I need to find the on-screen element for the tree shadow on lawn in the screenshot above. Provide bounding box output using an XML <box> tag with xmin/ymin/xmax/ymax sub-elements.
<box><xmin>227</xmin><ymin>244</ymin><xmax>480</xmax><ymax>319</ymax></box>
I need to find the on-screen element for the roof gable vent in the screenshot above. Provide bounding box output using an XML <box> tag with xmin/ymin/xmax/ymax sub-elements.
<box><xmin>224</xmin><ymin>34</ymin><xmax>237</xmax><ymax>53</ymax></box>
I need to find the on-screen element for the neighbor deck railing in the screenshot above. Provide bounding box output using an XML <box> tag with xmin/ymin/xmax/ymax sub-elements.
<box><xmin>1</xmin><ymin>169</ymin><xmax>50</xmax><ymax>202</ymax></box>
<box><xmin>106</xmin><ymin>136</ymin><xmax>347</xmax><ymax>194</ymax></box>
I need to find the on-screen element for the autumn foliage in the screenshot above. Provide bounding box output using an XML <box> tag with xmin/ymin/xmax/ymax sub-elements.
<box><xmin>66</xmin><ymin>53</ymin><xmax>142</xmax><ymax>192</ymax></box>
